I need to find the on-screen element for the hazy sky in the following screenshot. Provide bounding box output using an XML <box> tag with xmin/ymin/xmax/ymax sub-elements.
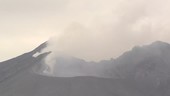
<box><xmin>1</xmin><ymin>0</ymin><xmax>170</xmax><ymax>62</ymax></box>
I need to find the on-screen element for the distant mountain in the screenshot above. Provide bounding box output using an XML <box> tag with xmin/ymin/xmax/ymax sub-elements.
<box><xmin>0</xmin><ymin>41</ymin><xmax>170</xmax><ymax>96</ymax></box>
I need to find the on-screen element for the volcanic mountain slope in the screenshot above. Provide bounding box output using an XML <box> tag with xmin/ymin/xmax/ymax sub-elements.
<box><xmin>0</xmin><ymin>41</ymin><xmax>170</xmax><ymax>96</ymax></box>
<box><xmin>114</xmin><ymin>41</ymin><xmax>170</xmax><ymax>83</ymax></box>
<box><xmin>0</xmin><ymin>43</ymin><xmax>140</xmax><ymax>96</ymax></box>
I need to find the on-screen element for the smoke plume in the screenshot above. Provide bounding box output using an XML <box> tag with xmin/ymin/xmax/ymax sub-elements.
<box><xmin>39</xmin><ymin>0</ymin><xmax>170</xmax><ymax>76</ymax></box>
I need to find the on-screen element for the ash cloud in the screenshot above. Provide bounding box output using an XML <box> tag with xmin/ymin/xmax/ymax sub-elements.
<box><xmin>44</xmin><ymin>0</ymin><xmax>170</xmax><ymax>61</ymax></box>
<box><xmin>37</xmin><ymin>0</ymin><xmax>170</xmax><ymax>76</ymax></box>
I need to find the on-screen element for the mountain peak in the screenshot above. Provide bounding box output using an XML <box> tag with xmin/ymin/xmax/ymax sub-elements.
<box><xmin>31</xmin><ymin>41</ymin><xmax>47</xmax><ymax>54</ymax></box>
<box><xmin>150</xmin><ymin>41</ymin><xmax>170</xmax><ymax>47</ymax></box>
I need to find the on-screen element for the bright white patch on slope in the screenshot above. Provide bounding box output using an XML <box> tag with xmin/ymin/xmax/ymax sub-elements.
<box><xmin>33</xmin><ymin>52</ymin><xmax>44</xmax><ymax>57</ymax></box>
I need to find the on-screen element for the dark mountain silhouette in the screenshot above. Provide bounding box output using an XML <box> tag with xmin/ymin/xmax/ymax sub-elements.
<box><xmin>0</xmin><ymin>41</ymin><xmax>170</xmax><ymax>96</ymax></box>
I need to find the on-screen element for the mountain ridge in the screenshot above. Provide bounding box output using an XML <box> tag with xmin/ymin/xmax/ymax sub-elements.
<box><xmin>0</xmin><ymin>41</ymin><xmax>170</xmax><ymax>96</ymax></box>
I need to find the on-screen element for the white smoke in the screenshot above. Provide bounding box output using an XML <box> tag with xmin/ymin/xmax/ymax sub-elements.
<box><xmin>39</xmin><ymin>0</ymin><xmax>170</xmax><ymax>77</ymax></box>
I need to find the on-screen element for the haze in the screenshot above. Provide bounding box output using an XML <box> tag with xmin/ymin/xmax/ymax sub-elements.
<box><xmin>1</xmin><ymin>0</ymin><xmax>170</xmax><ymax>61</ymax></box>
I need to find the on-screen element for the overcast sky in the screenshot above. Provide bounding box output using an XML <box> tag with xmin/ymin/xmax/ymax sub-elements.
<box><xmin>1</xmin><ymin>0</ymin><xmax>170</xmax><ymax>62</ymax></box>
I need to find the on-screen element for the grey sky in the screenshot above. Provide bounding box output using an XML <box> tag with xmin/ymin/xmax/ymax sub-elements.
<box><xmin>1</xmin><ymin>0</ymin><xmax>170</xmax><ymax>61</ymax></box>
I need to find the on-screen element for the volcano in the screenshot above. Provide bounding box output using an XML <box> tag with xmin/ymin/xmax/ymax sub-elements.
<box><xmin>0</xmin><ymin>41</ymin><xmax>170</xmax><ymax>96</ymax></box>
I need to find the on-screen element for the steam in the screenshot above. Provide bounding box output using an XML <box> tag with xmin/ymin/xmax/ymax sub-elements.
<box><xmin>39</xmin><ymin>0</ymin><xmax>170</xmax><ymax>77</ymax></box>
